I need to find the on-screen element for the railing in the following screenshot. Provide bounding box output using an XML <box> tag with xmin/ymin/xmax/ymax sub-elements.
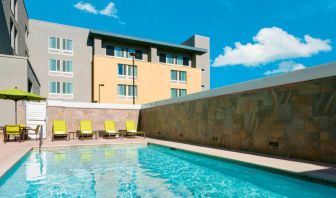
<box><xmin>39</xmin><ymin>125</ymin><xmax>43</xmax><ymax>150</ymax></box>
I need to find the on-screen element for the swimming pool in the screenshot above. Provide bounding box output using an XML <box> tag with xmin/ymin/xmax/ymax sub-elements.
<box><xmin>0</xmin><ymin>144</ymin><xmax>335</xmax><ymax>197</ymax></box>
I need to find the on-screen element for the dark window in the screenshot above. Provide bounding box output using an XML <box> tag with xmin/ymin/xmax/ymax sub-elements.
<box><xmin>106</xmin><ymin>45</ymin><xmax>114</xmax><ymax>56</ymax></box>
<box><xmin>28</xmin><ymin>80</ymin><xmax>33</xmax><ymax>93</ymax></box>
<box><xmin>183</xmin><ymin>57</ymin><xmax>189</xmax><ymax>66</ymax></box>
<box><xmin>135</xmin><ymin>49</ymin><xmax>143</xmax><ymax>60</ymax></box>
<box><xmin>159</xmin><ymin>53</ymin><xmax>166</xmax><ymax>63</ymax></box>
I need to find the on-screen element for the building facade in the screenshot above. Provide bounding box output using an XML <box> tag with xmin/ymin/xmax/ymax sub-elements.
<box><xmin>0</xmin><ymin>0</ymin><xmax>29</xmax><ymax>56</ymax></box>
<box><xmin>28</xmin><ymin>20</ymin><xmax>92</xmax><ymax>102</ymax></box>
<box><xmin>28</xmin><ymin>20</ymin><xmax>210</xmax><ymax>105</ymax></box>
<box><xmin>91</xmin><ymin>31</ymin><xmax>209</xmax><ymax>104</ymax></box>
<box><xmin>0</xmin><ymin>0</ymin><xmax>40</xmax><ymax>124</ymax></box>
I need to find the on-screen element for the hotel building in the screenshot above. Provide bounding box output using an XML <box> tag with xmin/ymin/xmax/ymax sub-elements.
<box><xmin>28</xmin><ymin>20</ymin><xmax>210</xmax><ymax>104</ymax></box>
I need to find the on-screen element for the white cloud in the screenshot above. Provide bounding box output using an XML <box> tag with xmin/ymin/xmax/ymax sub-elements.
<box><xmin>74</xmin><ymin>2</ymin><xmax>98</xmax><ymax>14</ymax></box>
<box><xmin>213</xmin><ymin>27</ymin><xmax>332</xmax><ymax>67</ymax></box>
<box><xmin>264</xmin><ymin>61</ymin><xmax>306</xmax><ymax>76</ymax></box>
<box><xmin>74</xmin><ymin>1</ymin><xmax>122</xmax><ymax>22</ymax></box>
<box><xmin>99</xmin><ymin>2</ymin><xmax>118</xmax><ymax>18</ymax></box>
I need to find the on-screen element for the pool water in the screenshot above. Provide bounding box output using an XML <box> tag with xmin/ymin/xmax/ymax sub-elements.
<box><xmin>0</xmin><ymin>144</ymin><xmax>335</xmax><ymax>197</ymax></box>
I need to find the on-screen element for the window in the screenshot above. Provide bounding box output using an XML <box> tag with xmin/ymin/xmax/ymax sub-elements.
<box><xmin>171</xmin><ymin>88</ymin><xmax>187</xmax><ymax>98</ymax></box>
<box><xmin>118</xmin><ymin>64</ymin><xmax>137</xmax><ymax>79</ymax></box>
<box><xmin>179</xmin><ymin>89</ymin><xmax>187</xmax><ymax>97</ymax></box>
<box><xmin>159</xmin><ymin>53</ymin><xmax>166</xmax><ymax>63</ymax></box>
<box><xmin>28</xmin><ymin>80</ymin><xmax>33</xmax><ymax>93</ymax></box>
<box><xmin>118</xmin><ymin>84</ymin><xmax>138</xmax><ymax>99</ymax></box>
<box><xmin>126</xmin><ymin>48</ymin><xmax>135</xmax><ymax>58</ymax></box>
<box><xmin>25</xmin><ymin>25</ymin><xmax>28</xmax><ymax>41</ymax></box>
<box><xmin>171</xmin><ymin>88</ymin><xmax>178</xmax><ymax>98</ymax></box>
<box><xmin>49</xmin><ymin>37</ymin><xmax>60</xmax><ymax>53</ymax></box>
<box><xmin>49</xmin><ymin>82</ymin><xmax>60</xmax><ymax>94</ymax></box>
<box><xmin>183</xmin><ymin>57</ymin><xmax>190</xmax><ymax>66</ymax></box>
<box><xmin>63</xmin><ymin>60</ymin><xmax>73</xmax><ymax>76</ymax></box>
<box><xmin>49</xmin><ymin>37</ymin><xmax>60</xmax><ymax>49</ymax></box>
<box><xmin>10</xmin><ymin>20</ymin><xmax>14</xmax><ymax>50</ymax></box>
<box><xmin>166</xmin><ymin>53</ymin><xmax>174</xmax><ymax>64</ymax></box>
<box><xmin>62</xmin><ymin>39</ymin><xmax>73</xmax><ymax>55</ymax></box>
<box><xmin>128</xmin><ymin>85</ymin><xmax>137</xmax><ymax>97</ymax></box>
<box><xmin>127</xmin><ymin>65</ymin><xmax>137</xmax><ymax>78</ymax></box>
<box><xmin>14</xmin><ymin>28</ymin><xmax>18</xmax><ymax>54</ymax></box>
<box><xmin>106</xmin><ymin>45</ymin><xmax>114</xmax><ymax>56</ymax></box>
<box><xmin>179</xmin><ymin>71</ymin><xmax>187</xmax><ymax>83</ymax></box>
<box><xmin>118</xmin><ymin>64</ymin><xmax>127</xmax><ymax>77</ymax></box>
<box><xmin>135</xmin><ymin>49</ymin><xmax>143</xmax><ymax>60</ymax></box>
<box><xmin>171</xmin><ymin>70</ymin><xmax>178</xmax><ymax>82</ymax></box>
<box><xmin>63</xmin><ymin>39</ymin><xmax>73</xmax><ymax>51</ymax></box>
<box><xmin>49</xmin><ymin>59</ymin><xmax>61</xmax><ymax>75</ymax></box>
<box><xmin>117</xmin><ymin>84</ymin><xmax>127</xmax><ymax>96</ymax></box>
<box><xmin>176</xmin><ymin>55</ymin><xmax>183</xmax><ymax>65</ymax></box>
<box><xmin>62</xmin><ymin>82</ymin><xmax>73</xmax><ymax>94</ymax></box>
<box><xmin>171</xmin><ymin>70</ymin><xmax>186</xmax><ymax>83</ymax></box>
<box><xmin>115</xmin><ymin>47</ymin><xmax>123</xmax><ymax>57</ymax></box>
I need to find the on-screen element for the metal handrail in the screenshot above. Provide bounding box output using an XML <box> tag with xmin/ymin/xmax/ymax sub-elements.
<box><xmin>39</xmin><ymin>125</ymin><xmax>43</xmax><ymax>150</ymax></box>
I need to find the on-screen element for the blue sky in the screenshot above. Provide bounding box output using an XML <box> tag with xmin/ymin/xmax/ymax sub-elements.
<box><xmin>26</xmin><ymin>0</ymin><xmax>336</xmax><ymax>89</ymax></box>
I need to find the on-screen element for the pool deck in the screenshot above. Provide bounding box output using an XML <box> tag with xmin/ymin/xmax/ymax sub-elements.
<box><xmin>1</xmin><ymin>137</ymin><xmax>336</xmax><ymax>186</ymax></box>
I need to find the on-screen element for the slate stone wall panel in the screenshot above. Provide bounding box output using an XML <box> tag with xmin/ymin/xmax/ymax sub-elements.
<box><xmin>140</xmin><ymin>77</ymin><xmax>336</xmax><ymax>163</ymax></box>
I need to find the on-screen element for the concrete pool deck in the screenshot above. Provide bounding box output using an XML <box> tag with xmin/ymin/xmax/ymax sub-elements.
<box><xmin>0</xmin><ymin>138</ymin><xmax>336</xmax><ymax>186</ymax></box>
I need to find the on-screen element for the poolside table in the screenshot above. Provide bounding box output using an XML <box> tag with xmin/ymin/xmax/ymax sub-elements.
<box><xmin>69</xmin><ymin>131</ymin><xmax>77</xmax><ymax>140</ymax></box>
<box><xmin>118</xmin><ymin>130</ymin><xmax>127</xmax><ymax>139</ymax></box>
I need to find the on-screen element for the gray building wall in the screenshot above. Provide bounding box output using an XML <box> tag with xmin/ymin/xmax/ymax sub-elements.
<box><xmin>182</xmin><ymin>35</ymin><xmax>210</xmax><ymax>90</ymax></box>
<box><xmin>28</xmin><ymin>19</ymin><xmax>92</xmax><ymax>102</ymax></box>
<box><xmin>0</xmin><ymin>54</ymin><xmax>40</xmax><ymax>124</ymax></box>
<box><xmin>0</xmin><ymin>0</ymin><xmax>29</xmax><ymax>56</ymax></box>
<box><xmin>0</xmin><ymin>1</ymin><xmax>40</xmax><ymax>125</ymax></box>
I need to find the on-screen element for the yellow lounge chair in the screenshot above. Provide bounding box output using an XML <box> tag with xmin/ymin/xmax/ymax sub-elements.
<box><xmin>5</xmin><ymin>125</ymin><xmax>22</xmax><ymax>143</ymax></box>
<box><xmin>125</xmin><ymin>120</ymin><xmax>145</xmax><ymax>138</ymax></box>
<box><xmin>52</xmin><ymin>120</ymin><xmax>69</xmax><ymax>141</ymax></box>
<box><xmin>79</xmin><ymin>120</ymin><xmax>96</xmax><ymax>140</ymax></box>
<box><xmin>104</xmin><ymin>120</ymin><xmax>120</xmax><ymax>139</ymax></box>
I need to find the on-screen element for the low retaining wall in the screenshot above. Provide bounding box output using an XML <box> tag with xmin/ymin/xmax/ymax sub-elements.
<box><xmin>140</xmin><ymin>63</ymin><xmax>336</xmax><ymax>164</ymax></box>
<box><xmin>47</xmin><ymin>101</ymin><xmax>140</xmax><ymax>139</ymax></box>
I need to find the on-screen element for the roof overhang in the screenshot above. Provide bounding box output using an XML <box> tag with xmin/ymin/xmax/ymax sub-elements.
<box><xmin>89</xmin><ymin>30</ymin><xmax>207</xmax><ymax>54</ymax></box>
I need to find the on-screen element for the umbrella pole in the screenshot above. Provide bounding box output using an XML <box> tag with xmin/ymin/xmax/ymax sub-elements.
<box><xmin>15</xmin><ymin>100</ymin><xmax>17</xmax><ymax>124</ymax></box>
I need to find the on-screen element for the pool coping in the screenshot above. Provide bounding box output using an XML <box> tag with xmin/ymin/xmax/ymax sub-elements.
<box><xmin>1</xmin><ymin>139</ymin><xmax>336</xmax><ymax>188</ymax></box>
<box><xmin>33</xmin><ymin>142</ymin><xmax>147</xmax><ymax>150</ymax></box>
<box><xmin>147</xmin><ymin>139</ymin><xmax>336</xmax><ymax>188</ymax></box>
<box><xmin>0</xmin><ymin>147</ymin><xmax>33</xmax><ymax>178</ymax></box>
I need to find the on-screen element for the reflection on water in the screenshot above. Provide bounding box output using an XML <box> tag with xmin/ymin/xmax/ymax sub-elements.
<box><xmin>0</xmin><ymin>144</ymin><xmax>335</xmax><ymax>197</ymax></box>
<box><xmin>26</xmin><ymin>152</ymin><xmax>47</xmax><ymax>182</ymax></box>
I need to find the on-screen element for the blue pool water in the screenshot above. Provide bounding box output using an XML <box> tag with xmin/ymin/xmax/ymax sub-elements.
<box><xmin>0</xmin><ymin>144</ymin><xmax>335</xmax><ymax>197</ymax></box>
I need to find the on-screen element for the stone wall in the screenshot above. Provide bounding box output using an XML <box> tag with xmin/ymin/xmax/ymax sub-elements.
<box><xmin>140</xmin><ymin>76</ymin><xmax>336</xmax><ymax>164</ymax></box>
<box><xmin>47</xmin><ymin>106</ymin><xmax>139</xmax><ymax>139</ymax></box>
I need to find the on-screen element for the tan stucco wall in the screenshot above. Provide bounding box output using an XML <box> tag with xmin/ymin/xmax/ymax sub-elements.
<box><xmin>93</xmin><ymin>55</ymin><xmax>202</xmax><ymax>104</ymax></box>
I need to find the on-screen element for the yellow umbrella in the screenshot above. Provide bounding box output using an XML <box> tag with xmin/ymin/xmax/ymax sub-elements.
<box><xmin>0</xmin><ymin>87</ymin><xmax>46</xmax><ymax>124</ymax></box>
